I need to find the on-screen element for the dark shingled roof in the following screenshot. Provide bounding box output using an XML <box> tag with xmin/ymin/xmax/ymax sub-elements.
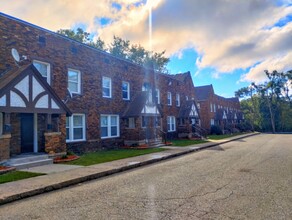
<box><xmin>123</xmin><ymin>91</ymin><xmax>162</xmax><ymax>117</ymax></box>
<box><xmin>178</xmin><ymin>100</ymin><xmax>199</xmax><ymax>118</ymax></box>
<box><xmin>194</xmin><ymin>84</ymin><xmax>214</xmax><ymax>101</ymax></box>
<box><xmin>172</xmin><ymin>72</ymin><xmax>191</xmax><ymax>82</ymax></box>
<box><xmin>226</xmin><ymin>97</ymin><xmax>240</xmax><ymax>103</ymax></box>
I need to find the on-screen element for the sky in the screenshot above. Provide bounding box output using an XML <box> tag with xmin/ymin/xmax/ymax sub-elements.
<box><xmin>1</xmin><ymin>0</ymin><xmax>292</xmax><ymax>97</ymax></box>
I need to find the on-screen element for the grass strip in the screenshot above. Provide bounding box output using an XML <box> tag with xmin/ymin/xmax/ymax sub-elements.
<box><xmin>171</xmin><ymin>139</ymin><xmax>209</xmax><ymax>147</ymax></box>
<box><xmin>64</xmin><ymin>148</ymin><xmax>166</xmax><ymax>166</ymax></box>
<box><xmin>207</xmin><ymin>133</ymin><xmax>246</xmax><ymax>140</ymax></box>
<box><xmin>0</xmin><ymin>171</ymin><xmax>44</xmax><ymax>184</ymax></box>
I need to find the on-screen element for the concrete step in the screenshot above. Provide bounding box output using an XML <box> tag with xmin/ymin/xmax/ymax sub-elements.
<box><xmin>5</xmin><ymin>154</ymin><xmax>53</xmax><ymax>170</ymax></box>
<box><xmin>12</xmin><ymin>159</ymin><xmax>53</xmax><ymax>170</ymax></box>
<box><xmin>148</xmin><ymin>140</ymin><xmax>164</xmax><ymax>148</ymax></box>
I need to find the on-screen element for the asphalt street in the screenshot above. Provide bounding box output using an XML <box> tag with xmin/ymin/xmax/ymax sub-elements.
<box><xmin>0</xmin><ymin>134</ymin><xmax>291</xmax><ymax>220</ymax></box>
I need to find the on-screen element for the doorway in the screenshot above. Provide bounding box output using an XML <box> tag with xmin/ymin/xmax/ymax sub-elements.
<box><xmin>21</xmin><ymin>113</ymin><xmax>34</xmax><ymax>153</ymax></box>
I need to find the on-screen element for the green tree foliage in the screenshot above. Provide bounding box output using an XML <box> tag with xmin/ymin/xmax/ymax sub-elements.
<box><xmin>57</xmin><ymin>28</ymin><xmax>169</xmax><ymax>72</ymax></box>
<box><xmin>235</xmin><ymin>70</ymin><xmax>292</xmax><ymax>132</ymax></box>
<box><xmin>89</xmin><ymin>37</ymin><xmax>106</xmax><ymax>51</ymax></box>
<box><xmin>57</xmin><ymin>28</ymin><xmax>91</xmax><ymax>43</ymax></box>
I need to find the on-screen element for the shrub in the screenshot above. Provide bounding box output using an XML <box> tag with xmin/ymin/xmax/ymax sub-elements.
<box><xmin>210</xmin><ymin>125</ymin><xmax>223</xmax><ymax>135</ymax></box>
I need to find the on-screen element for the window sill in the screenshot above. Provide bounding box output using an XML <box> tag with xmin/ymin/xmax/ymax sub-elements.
<box><xmin>66</xmin><ymin>139</ymin><xmax>86</xmax><ymax>143</ymax></box>
<box><xmin>101</xmin><ymin>136</ymin><xmax>120</xmax><ymax>139</ymax></box>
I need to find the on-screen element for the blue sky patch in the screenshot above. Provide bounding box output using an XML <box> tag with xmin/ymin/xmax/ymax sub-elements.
<box><xmin>112</xmin><ymin>2</ymin><xmax>122</xmax><ymax>11</ymax></box>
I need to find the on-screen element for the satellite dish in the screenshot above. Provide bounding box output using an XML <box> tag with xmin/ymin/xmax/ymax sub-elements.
<box><xmin>11</xmin><ymin>48</ymin><xmax>20</xmax><ymax>62</ymax></box>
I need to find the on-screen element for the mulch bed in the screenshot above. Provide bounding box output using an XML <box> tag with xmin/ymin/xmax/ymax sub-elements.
<box><xmin>0</xmin><ymin>166</ymin><xmax>16</xmax><ymax>175</ymax></box>
<box><xmin>53</xmin><ymin>155</ymin><xmax>80</xmax><ymax>163</ymax></box>
<box><xmin>122</xmin><ymin>144</ymin><xmax>149</xmax><ymax>149</ymax></box>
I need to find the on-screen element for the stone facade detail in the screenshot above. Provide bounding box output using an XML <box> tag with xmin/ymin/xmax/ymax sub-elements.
<box><xmin>44</xmin><ymin>132</ymin><xmax>66</xmax><ymax>154</ymax></box>
<box><xmin>0</xmin><ymin>134</ymin><xmax>11</xmax><ymax>161</ymax></box>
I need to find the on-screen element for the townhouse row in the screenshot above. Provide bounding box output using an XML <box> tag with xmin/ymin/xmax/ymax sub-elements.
<box><xmin>194</xmin><ymin>85</ymin><xmax>243</xmax><ymax>132</ymax></box>
<box><xmin>0</xmin><ymin>13</ymin><xmax>202</xmax><ymax>161</ymax></box>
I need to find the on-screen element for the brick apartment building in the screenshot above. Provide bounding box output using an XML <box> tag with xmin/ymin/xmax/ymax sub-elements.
<box><xmin>194</xmin><ymin>85</ymin><xmax>244</xmax><ymax>132</ymax></box>
<box><xmin>0</xmin><ymin>13</ymin><xmax>201</xmax><ymax>162</ymax></box>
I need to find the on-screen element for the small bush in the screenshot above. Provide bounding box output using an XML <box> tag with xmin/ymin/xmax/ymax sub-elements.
<box><xmin>61</xmin><ymin>154</ymin><xmax>68</xmax><ymax>159</ymax></box>
<box><xmin>67</xmin><ymin>151</ymin><xmax>74</xmax><ymax>156</ymax></box>
<box><xmin>210</xmin><ymin>125</ymin><xmax>223</xmax><ymax>135</ymax></box>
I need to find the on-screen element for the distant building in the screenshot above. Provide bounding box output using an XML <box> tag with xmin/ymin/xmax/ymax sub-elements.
<box><xmin>194</xmin><ymin>85</ymin><xmax>244</xmax><ymax>133</ymax></box>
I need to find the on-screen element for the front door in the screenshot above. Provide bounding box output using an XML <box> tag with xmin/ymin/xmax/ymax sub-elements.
<box><xmin>21</xmin><ymin>113</ymin><xmax>34</xmax><ymax>153</ymax></box>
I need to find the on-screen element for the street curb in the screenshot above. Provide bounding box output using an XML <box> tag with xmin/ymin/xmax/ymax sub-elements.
<box><xmin>0</xmin><ymin>132</ymin><xmax>260</xmax><ymax>206</ymax></box>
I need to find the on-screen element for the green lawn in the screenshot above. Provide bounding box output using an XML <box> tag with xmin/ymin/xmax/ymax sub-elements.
<box><xmin>207</xmin><ymin>133</ymin><xmax>246</xmax><ymax>140</ymax></box>
<box><xmin>0</xmin><ymin>171</ymin><xmax>44</xmax><ymax>184</ymax></box>
<box><xmin>64</xmin><ymin>148</ymin><xmax>166</xmax><ymax>166</ymax></box>
<box><xmin>170</xmin><ymin>139</ymin><xmax>209</xmax><ymax>147</ymax></box>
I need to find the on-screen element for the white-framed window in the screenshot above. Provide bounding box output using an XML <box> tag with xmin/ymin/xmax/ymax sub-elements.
<box><xmin>122</xmin><ymin>81</ymin><xmax>130</xmax><ymax>100</ymax></box>
<box><xmin>102</xmin><ymin>77</ymin><xmax>112</xmax><ymax>98</ymax></box>
<box><xmin>155</xmin><ymin>117</ymin><xmax>161</xmax><ymax>127</ymax></box>
<box><xmin>210</xmin><ymin>103</ymin><xmax>213</xmax><ymax>112</ymax></box>
<box><xmin>213</xmin><ymin>104</ymin><xmax>216</xmax><ymax>112</ymax></box>
<box><xmin>186</xmin><ymin>96</ymin><xmax>189</xmax><ymax>101</ymax></box>
<box><xmin>155</xmin><ymin>89</ymin><xmax>160</xmax><ymax>104</ymax></box>
<box><xmin>141</xmin><ymin>116</ymin><xmax>148</xmax><ymax>128</ymax></box>
<box><xmin>167</xmin><ymin>116</ymin><xmax>176</xmax><ymax>132</ymax></box>
<box><xmin>0</xmin><ymin>112</ymin><xmax>3</xmax><ymax>135</ymax></box>
<box><xmin>176</xmin><ymin>94</ymin><xmax>180</xmax><ymax>107</ymax></box>
<box><xmin>167</xmin><ymin>92</ymin><xmax>172</xmax><ymax>106</ymax></box>
<box><xmin>210</xmin><ymin>119</ymin><xmax>215</xmax><ymax>126</ymax></box>
<box><xmin>66</xmin><ymin>114</ymin><xmax>86</xmax><ymax>142</ymax></box>
<box><xmin>33</xmin><ymin>60</ymin><xmax>51</xmax><ymax>84</ymax></box>
<box><xmin>101</xmin><ymin>115</ymin><xmax>119</xmax><ymax>138</ymax></box>
<box><xmin>68</xmin><ymin>69</ymin><xmax>81</xmax><ymax>94</ymax></box>
<box><xmin>128</xmin><ymin>117</ymin><xmax>135</xmax><ymax>129</ymax></box>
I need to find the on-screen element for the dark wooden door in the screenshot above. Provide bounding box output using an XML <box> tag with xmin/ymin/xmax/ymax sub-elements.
<box><xmin>21</xmin><ymin>113</ymin><xmax>34</xmax><ymax>153</ymax></box>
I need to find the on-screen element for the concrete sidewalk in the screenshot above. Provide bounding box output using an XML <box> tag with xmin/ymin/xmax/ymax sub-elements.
<box><xmin>0</xmin><ymin>132</ymin><xmax>259</xmax><ymax>205</ymax></box>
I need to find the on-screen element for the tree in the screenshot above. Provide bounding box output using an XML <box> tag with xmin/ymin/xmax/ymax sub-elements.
<box><xmin>108</xmin><ymin>36</ymin><xmax>130</xmax><ymax>59</ymax></box>
<box><xmin>57</xmin><ymin>28</ymin><xmax>170</xmax><ymax>73</ymax></box>
<box><xmin>235</xmin><ymin>70</ymin><xmax>292</xmax><ymax>133</ymax></box>
<box><xmin>89</xmin><ymin>37</ymin><xmax>106</xmax><ymax>51</ymax></box>
<box><xmin>57</xmin><ymin>28</ymin><xmax>91</xmax><ymax>44</ymax></box>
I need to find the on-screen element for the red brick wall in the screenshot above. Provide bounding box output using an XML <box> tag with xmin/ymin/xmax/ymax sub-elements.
<box><xmin>0</xmin><ymin>14</ymin><xmax>198</xmax><ymax>151</ymax></box>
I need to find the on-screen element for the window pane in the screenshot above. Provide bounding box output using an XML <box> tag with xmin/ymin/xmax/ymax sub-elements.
<box><xmin>33</xmin><ymin>62</ymin><xmax>48</xmax><ymax>77</ymax></box>
<box><xmin>73</xmin><ymin>115</ymin><xmax>82</xmax><ymax>126</ymax></box>
<box><xmin>103</xmin><ymin>88</ymin><xmax>110</xmax><ymax>97</ymax></box>
<box><xmin>66</xmin><ymin>128</ymin><xmax>70</xmax><ymax>140</ymax></box>
<box><xmin>66</xmin><ymin>117</ymin><xmax>69</xmax><ymax>127</ymax></box>
<box><xmin>123</xmin><ymin>91</ymin><xmax>128</xmax><ymax>99</ymax></box>
<box><xmin>111</xmin><ymin>116</ymin><xmax>117</xmax><ymax>126</ymax></box>
<box><xmin>101</xmin><ymin>127</ymin><xmax>108</xmax><ymax>137</ymax></box>
<box><xmin>68</xmin><ymin>82</ymin><xmax>78</xmax><ymax>93</ymax></box>
<box><xmin>101</xmin><ymin>116</ymin><xmax>108</xmax><ymax>126</ymax></box>
<box><xmin>111</xmin><ymin>126</ymin><xmax>117</xmax><ymax>136</ymax></box>
<box><xmin>129</xmin><ymin>118</ymin><xmax>135</xmax><ymax>128</ymax></box>
<box><xmin>103</xmin><ymin>78</ymin><xmax>110</xmax><ymax>87</ymax></box>
<box><xmin>73</xmin><ymin>128</ymin><xmax>83</xmax><ymax>139</ymax></box>
<box><xmin>122</xmin><ymin>82</ymin><xmax>128</xmax><ymax>90</ymax></box>
<box><xmin>68</xmin><ymin>71</ymin><xmax>78</xmax><ymax>82</ymax></box>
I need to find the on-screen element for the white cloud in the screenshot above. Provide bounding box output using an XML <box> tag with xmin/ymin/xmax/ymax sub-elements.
<box><xmin>240</xmin><ymin>52</ymin><xmax>292</xmax><ymax>83</ymax></box>
<box><xmin>0</xmin><ymin>0</ymin><xmax>291</xmax><ymax>82</ymax></box>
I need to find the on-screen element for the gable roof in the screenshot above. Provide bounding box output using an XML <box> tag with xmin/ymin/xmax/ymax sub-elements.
<box><xmin>194</xmin><ymin>84</ymin><xmax>214</xmax><ymax>101</ymax></box>
<box><xmin>226</xmin><ymin>97</ymin><xmax>240</xmax><ymax>103</ymax></box>
<box><xmin>178</xmin><ymin>100</ymin><xmax>200</xmax><ymax>118</ymax></box>
<box><xmin>123</xmin><ymin>91</ymin><xmax>162</xmax><ymax>117</ymax></box>
<box><xmin>0</xmin><ymin>63</ymin><xmax>71</xmax><ymax>115</ymax></box>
